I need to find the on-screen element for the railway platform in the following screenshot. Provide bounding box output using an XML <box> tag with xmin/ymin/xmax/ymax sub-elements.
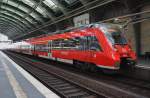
<box><xmin>136</xmin><ymin>58</ymin><xmax>150</xmax><ymax>69</ymax></box>
<box><xmin>0</xmin><ymin>51</ymin><xmax>60</xmax><ymax>98</ymax></box>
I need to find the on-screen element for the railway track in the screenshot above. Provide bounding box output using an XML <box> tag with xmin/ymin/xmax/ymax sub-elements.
<box><xmin>4</xmin><ymin>51</ymin><xmax>150</xmax><ymax>98</ymax></box>
<box><xmin>5</xmin><ymin>52</ymin><xmax>103</xmax><ymax>98</ymax></box>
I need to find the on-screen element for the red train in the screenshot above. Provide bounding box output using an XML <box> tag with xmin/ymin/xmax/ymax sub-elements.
<box><xmin>11</xmin><ymin>23</ymin><xmax>136</xmax><ymax>71</ymax></box>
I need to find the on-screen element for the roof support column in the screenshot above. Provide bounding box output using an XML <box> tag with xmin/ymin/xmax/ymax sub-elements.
<box><xmin>133</xmin><ymin>17</ymin><xmax>141</xmax><ymax>57</ymax></box>
<box><xmin>132</xmin><ymin>8</ymin><xmax>142</xmax><ymax>57</ymax></box>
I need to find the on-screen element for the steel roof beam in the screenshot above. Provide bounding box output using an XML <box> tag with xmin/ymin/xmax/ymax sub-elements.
<box><xmin>9</xmin><ymin>0</ymin><xmax>45</xmax><ymax>18</ymax></box>
<box><xmin>17</xmin><ymin>0</ymin><xmax>46</xmax><ymax>22</ymax></box>
<box><xmin>0</xmin><ymin>12</ymin><xmax>34</xmax><ymax>30</ymax></box>
<box><xmin>0</xmin><ymin>26</ymin><xmax>20</xmax><ymax>36</ymax></box>
<box><xmin>79</xmin><ymin>0</ymin><xmax>91</xmax><ymax>5</ymax></box>
<box><xmin>1</xmin><ymin>0</ymin><xmax>46</xmax><ymax>26</ymax></box>
<box><xmin>0</xmin><ymin>24</ymin><xmax>20</xmax><ymax>36</ymax></box>
<box><xmin>0</xmin><ymin>16</ymin><xmax>29</xmax><ymax>31</ymax></box>
<box><xmin>0</xmin><ymin>19</ymin><xmax>25</xmax><ymax>33</ymax></box>
<box><xmin>0</xmin><ymin>0</ymin><xmax>40</xmax><ymax>28</ymax></box>
<box><xmin>22</xmin><ymin>0</ymin><xmax>44</xmax><ymax>24</ymax></box>
<box><xmin>5</xmin><ymin>29</ymin><xmax>21</xmax><ymax>38</ymax></box>
<box><xmin>1</xmin><ymin>3</ymin><xmax>41</xmax><ymax>24</ymax></box>
<box><xmin>0</xmin><ymin>8</ymin><xmax>36</xmax><ymax>27</ymax></box>
<box><xmin>52</xmin><ymin>0</ymin><xmax>69</xmax><ymax>15</ymax></box>
<box><xmin>40</xmin><ymin>2</ymin><xmax>57</xmax><ymax>19</ymax></box>
<box><xmin>0</xmin><ymin>24</ymin><xmax>22</xmax><ymax>35</ymax></box>
<box><xmin>0</xmin><ymin>13</ymin><xmax>31</xmax><ymax>29</ymax></box>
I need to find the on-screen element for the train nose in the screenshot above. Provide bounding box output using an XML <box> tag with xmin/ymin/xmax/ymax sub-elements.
<box><xmin>120</xmin><ymin>57</ymin><xmax>136</xmax><ymax>69</ymax></box>
<box><xmin>120</xmin><ymin>48</ymin><xmax>129</xmax><ymax>57</ymax></box>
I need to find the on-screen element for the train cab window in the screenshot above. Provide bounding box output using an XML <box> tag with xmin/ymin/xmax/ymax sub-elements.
<box><xmin>105</xmin><ymin>29</ymin><xmax>127</xmax><ymax>45</ymax></box>
<box><xmin>111</xmin><ymin>32</ymin><xmax>127</xmax><ymax>45</ymax></box>
<box><xmin>99</xmin><ymin>24</ymin><xmax>127</xmax><ymax>45</ymax></box>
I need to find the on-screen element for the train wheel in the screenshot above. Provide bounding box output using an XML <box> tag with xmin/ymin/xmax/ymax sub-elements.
<box><xmin>73</xmin><ymin>60</ymin><xmax>87</xmax><ymax>71</ymax></box>
<box><xmin>73</xmin><ymin>60</ymin><xmax>80</xmax><ymax>69</ymax></box>
<box><xmin>87</xmin><ymin>63</ymin><xmax>97</xmax><ymax>72</ymax></box>
<box><xmin>80</xmin><ymin>63</ymin><xmax>87</xmax><ymax>71</ymax></box>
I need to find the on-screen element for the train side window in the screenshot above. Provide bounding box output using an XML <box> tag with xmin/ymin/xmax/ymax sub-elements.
<box><xmin>71</xmin><ymin>37</ymin><xmax>86</xmax><ymax>50</ymax></box>
<box><xmin>52</xmin><ymin>39</ymin><xmax>63</xmax><ymax>50</ymax></box>
<box><xmin>64</xmin><ymin>37</ymin><xmax>88</xmax><ymax>51</ymax></box>
<box><xmin>57</xmin><ymin>37</ymin><xmax>83</xmax><ymax>50</ymax></box>
<box><xmin>73</xmin><ymin>37</ymin><xmax>82</xmax><ymax>50</ymax></box>
<box><xmin>35</xmin><ymin>44</ymin><xmax>48</xmax><ymax>52</ymax></box>
<box><xmin>51</xmin><ymin>36</ymin><xmax>102</xmax><ymax>51</ymax></box>
<box><xmin>88</xmin><ymin>36</ymin><xmax>102</xmax><ymax>51</ymax></box>
<box><xmin>61</xmin><ymin>38</ymin><xmax>76</xmax><ymax>50</ymax></box>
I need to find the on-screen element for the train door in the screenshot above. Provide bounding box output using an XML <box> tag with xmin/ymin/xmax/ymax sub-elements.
<box><xmin>29</xmin><ymin>45</ymin><xmax>32</xmax><ymax>55</ymax></box>
<box><xmin>31</xmin><ymin>44</ymin><xmax>35</xmax><ymax>55</ymax></box>
<box><xmin>88</xmin><ymin>36</ymin><xmax>103</xmax><ymax>63</ymax></box>
<box><xmin>48</xmin><ymin>40</ymin><xmax>53</xmax><ymax>58</ymax></box>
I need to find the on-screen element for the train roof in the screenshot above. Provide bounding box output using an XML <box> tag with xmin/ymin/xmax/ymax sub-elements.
<box><xmin>32</xmin><ymin>23</ymin><xmax>121</xmax><ymax>37</ymax></box>
<box><xmin>25</xmin><ymin>23</ymin><xmax>122</xmax><ymax>43</ymax></box>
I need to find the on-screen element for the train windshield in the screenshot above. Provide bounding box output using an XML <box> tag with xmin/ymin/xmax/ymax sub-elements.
<box><xmin>106</xmin><ymin>29</ymin><xmax>127</xmax><ymax>45</ymax></box>
<box><xmin>98</xmin><ymin>24</ymin><xmax>127</xmax><ymax>45</ymax></box>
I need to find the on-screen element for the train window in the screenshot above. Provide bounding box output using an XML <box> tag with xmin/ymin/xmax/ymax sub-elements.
<box><xmin>61</xmin><ymin>39</ymin><xmax>76</xmax><ymax>50</ymax></box>
<box><xmin>52</xmin><ymin>39</ymin><xmax>63</xmax><ymax>49</ymax></box>
<box><xmin>71</xmin><ymin>37</ymin><xmax>88</xmax><ymax>50</ymax></box>
<box><xmin>52</xmin><ymin>37</ymin><xmax>87</xmax><ymax>50</ymax></box>
<box><xmin>21</xmin><ymin>45</ymin><xmax>31</xmax><ymax>50</ymax></box>
<box><xmin>72</xmin><ymin>37</ymin><xmax>83</xmax><ymax>50</ymax></box>
<box><xmin>35</xmin><ymin>44</ymin><xmax>48</xmax><ymax>52</ymax></box>
<box><xmin>51</xmin><ymin>36</ymin><xmax>101</xmax><ymax>51</ymax></box>
<box><xmin>88</xmin><ymin>36</ymin><xmax>102</xmax><ymax>51</ymax></box>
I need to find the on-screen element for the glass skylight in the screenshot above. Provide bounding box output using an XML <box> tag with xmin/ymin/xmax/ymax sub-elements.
<box><xmin>30</xmin><ymin>12</ymin><xmax>39</xmax><ymax>19</ymax></box>
<box><xmin>0</xmin><ymin>12</ymin><xmax>21</xmax><ymax>21</ymax></box>
<box><xmin>36</xmin><ymin>6</ymin><xmax>48</xmax><ymax>18</ymax></box>
<box><xmin>4</xmin><ymin>7</ymin><xmax>25</xmax><ymax>17</ymax></box>
<box><xmin>7</xmin><ymin>0</ymin><xmax>18</xmax><ymax>7</ymax></box>
<box><xmin>43</xmin><ymin>0</ymin><xmax>57</xmax><ymax>10</ymax></box>
<box><xmin>22</xmin><ymin>0</ymin><xmax>35</xmax><ymax>7</ymax></box>
<box><xmin>18</xmin><ymin>6</ymin><xmax>30</xmax><ymax>13</ymax></box>
<box><xmin>26</xmin><ymin>17</ymin><xmax>33</xmax><ymax>23</ymax></box>
<box><xmin>2</xmin><ymin>0</ymin><xmax>8</xmax><ymax>3</ymax></box>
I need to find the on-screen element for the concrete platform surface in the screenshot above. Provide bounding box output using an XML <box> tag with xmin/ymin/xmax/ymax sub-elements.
<box><xmin>136</xmin><ymin>58</ymin><xmax>150</xmax><ymax>69</ymax></box>
<box><xmin>0</xmin><ymin>51</ymin><xmax>60</xmax><ymax>98</ymax></box>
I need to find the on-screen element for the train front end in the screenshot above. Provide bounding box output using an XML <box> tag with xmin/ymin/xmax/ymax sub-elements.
<box><xmin>98</xmin><ymin>23</ymin><xmax>137</xmax><ymax>70</ymax></box>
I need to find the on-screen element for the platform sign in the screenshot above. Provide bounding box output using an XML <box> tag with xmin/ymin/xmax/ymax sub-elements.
<box><xmin>73</xmin><ymin>13</ymin><xmax>90</xmax><ymax>27</ymax></box>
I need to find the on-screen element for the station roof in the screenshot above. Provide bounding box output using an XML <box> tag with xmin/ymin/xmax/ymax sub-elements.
<box><xmin>0</xmin><ymin>0</ymin><xmax>117</xmax><ymax>40</ymax></box>
<box><xmin>0</xmin><ymin>0</ymin><xmax>149</xmax><ymax>41</ymax></box>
